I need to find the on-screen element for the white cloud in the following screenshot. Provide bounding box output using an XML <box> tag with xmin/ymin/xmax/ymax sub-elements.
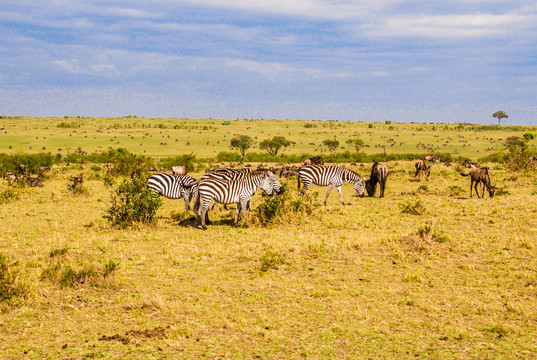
<box><xmin>364</xmin><ymin>12</ymin><xmax>535</xmax><ymax>38</ymax></box>
<box><xmin>180</xmin><ymin>0</ymin><xmax>392</xmax><ymax>19</ymax></box>
<box><xmin>53</xmin><ymin>60</ymin><xmax>81</xmax><ymax>74</ymax></box>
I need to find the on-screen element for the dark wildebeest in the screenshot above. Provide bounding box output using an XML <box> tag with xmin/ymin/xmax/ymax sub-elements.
<box><xmin>414</xmin><ymin>159</ymin><xmax>431</xmax><ymax>181</ymax></box>
<box><xmin>365</xmin><ymin>162</ymin><xmax>389</xmax><ymax>197</ymax></box>
<box><xmin>460</xmin><ymin>167</ymin><xmax>496</xmax><ymax>198</ymax></box>
<box><xmin>27</xmin><ymin>177</ymin><xmax>44</xmax><ymax>187</ymax></box>
<box><xmin>304</xmin><ymin>156</ymin><xmax>324</xmax><ymax>166</ymax></box>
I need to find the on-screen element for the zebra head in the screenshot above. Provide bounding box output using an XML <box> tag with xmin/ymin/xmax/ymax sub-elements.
<box><xmin>353</xmin><ymin>177</ymin><xmax>365</xmax><ymax>197</ymax></box>
<box><xmin>261</xmin><ymin>171</ymin><xmax>285</xmax><ymax>196</ymax></box>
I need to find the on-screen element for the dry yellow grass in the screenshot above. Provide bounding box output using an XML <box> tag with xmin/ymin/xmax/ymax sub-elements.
<box><xmin>1</xmin><ymin>159</ymin><xmax>536</xmax><ymax>359</ymax></box>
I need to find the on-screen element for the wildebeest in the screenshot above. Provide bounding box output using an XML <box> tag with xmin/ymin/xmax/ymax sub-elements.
<box><xmin>304</xmin><ymin>156</ymin><xmax>324</xmax><ymax>166</ymax></box>
<box><xmin>27</xmin><ymin>177</ymin><xmax>44</xmax><ymax>187</ymax></box>
<box><xmin>464</xmin><ymin>160</ymin><xmax>480</xmax><ymax>169</ymax></box>
<box><xmin>365</xmin><ymin>162</ymin><xmax>389</xmax><ymax>197</ymax></box>
<box><xmin>39</xmin><ymin>166</ymin><xmax>51</xmax><ymax>172</ymax></box>
<box><xmin>414</xmin><ymin>159</ymin><xmax>431</xmax><ymax>181</ymax></box>
<box><xmin>2</xmin><ymin>172</ymin><xmax>17</xmax><ymax>181</ymax></box>
<box><xmin>424</xmin><ymin>155</ymin><xmax>441</xmax><ymax>163</ymax></box>
<box><xmin>172</xmin><ymin>165</ymin><xmax>187</xmax><ymax>175</ymax></box>
<box><xmin>460</xmin><ymin>167</ymin><xmax>496</xmax><ymax>198</ymax></box>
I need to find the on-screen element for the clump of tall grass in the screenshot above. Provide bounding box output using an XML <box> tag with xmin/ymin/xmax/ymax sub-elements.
<box><xmin>0</xmin><ymin>253</ymin><xmax>34</xmax><ymax>308</ymax></box>
<box><xmin>253</xmin><ymin>185</ymin><xmax>320</xmax><ymax>226</ymax></box>
<box><xmin>0</xmin><ymin>189</ymin><xmax>18</xmax><ymax>204</ymax></box>
<box><xmin>399</xmin><ymin>199</ymin><xmax>426</xmax><ymax>215</ymax></box>
<box><xmin>40</xmin><ymin>259</ymin><xmax>119</xmax><ymax>288</ymax></box>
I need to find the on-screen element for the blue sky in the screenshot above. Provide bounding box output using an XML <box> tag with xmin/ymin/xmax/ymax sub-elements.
<box><xmin>1</xmin><ymin>1</ymin><xmax>536</xmax><ymax>125</ymax></box>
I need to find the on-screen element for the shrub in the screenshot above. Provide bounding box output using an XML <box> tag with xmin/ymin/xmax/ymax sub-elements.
<box><xmin>159</xmin><ymin>154</ymin><xmax>202</xmax><ymax>172</ymax></box>
<box><xmin>104</xmin><ymin>169</ymin><xmax>162</xmax><ymax>227</ymax></box>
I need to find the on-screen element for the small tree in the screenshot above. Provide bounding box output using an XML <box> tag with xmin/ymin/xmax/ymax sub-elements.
<box><xmin>230</xmin><ymin>135</ymin><xmax>253</xmax><ymax>159</ymax></box>
<box><xmin>346</xmin><ymin>139</ymin><xmax>365</xmax><ymax>153</ymax></box>
<box><xmin>259</xmin><ymin>136</ymin><xmax>291</xmax><ymax>156</ymax></box>
<box><xmin>492</xmin><ymin>110</ymin><xmax>508</xmax><ymax>126</ymax></box>
<box><xmin>323</xmin><ymin>139</ymin><xmax>339</xmax><ymax>155</ymax></box>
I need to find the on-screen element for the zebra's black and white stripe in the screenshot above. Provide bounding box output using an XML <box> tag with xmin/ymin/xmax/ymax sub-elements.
<box><xmin>147</xmin><ymin>174</ymin><xmax>197</xmax><ymax>211</ymax></box>
<box><xmin>298</xmin><ymin>165</ymin><xmax>365</xmax><ymax>205</ymax></box>
<box><xmin>197</xmin><ymin>171</ymin><xmax>284</xmax><ymax>229</ymax></box>
<box><xmin>193</xmin><ymin>168</ymin><xmax>254</xmax><ymax>212</ymax></box>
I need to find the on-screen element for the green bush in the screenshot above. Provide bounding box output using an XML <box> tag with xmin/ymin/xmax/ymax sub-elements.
<box><xmin>159</xmin><ymin>154</ymin><xmax>202</xmax><ymax>172</ymax></box>
<box><xmin>0</xmin><ymin>152</ymin><xmax>56</xmax><ymax>174</ymax></box>
<box><xmin>104</xmin><ymin>169</ymin><xmax>162</xmax><ymax>227</ymax></box>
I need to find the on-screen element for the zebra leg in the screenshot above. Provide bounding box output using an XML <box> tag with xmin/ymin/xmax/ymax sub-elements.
<box><xmin>336</xmin><ymin>185</ymin><xmax>345</xmax><ymax>205</ymax></box>
<box><xmin>234</xmin><ymin>203</ymin><xmax>241</xmax><ymax>226</ymax></box>
<box><xmin>324</xmin><ymin>184</ymin><xmax>335</xmax><ymax>205</ymax></box>
<box><xmin>183</xmin><ymin>194</ymin><xmax>190</xmax><ymax>212</ymax></box>
<box><xmin>242</xmin><ymin>199</ymin><xmax>249</xmax><ymax>227</ymax></box>
<box><xmin>200</xmin><ymin>205</ymin><xmax>209</xmax><ymax>229</ymax></box>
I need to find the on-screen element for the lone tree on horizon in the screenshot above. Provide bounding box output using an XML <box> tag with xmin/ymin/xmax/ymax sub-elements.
<box><xmin>230</xmin><ymin>135</ymin><xmax>252</xmax><ymax>159</ymax></box>
<box><xmin>492</xmin><ymin>110</ymin><xmax>508</xmax><ymax>126</ymax></box>
<box><xmin>259</xmin><ymin>136</ymin><xmax>291</xmax><ymax>156</ymax></box>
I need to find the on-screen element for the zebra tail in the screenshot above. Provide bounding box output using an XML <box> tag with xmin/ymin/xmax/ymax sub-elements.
<box><xmin>297</xmin><ymin>174</ymin><xmax>301</xmax><ymax>191</ymax></box>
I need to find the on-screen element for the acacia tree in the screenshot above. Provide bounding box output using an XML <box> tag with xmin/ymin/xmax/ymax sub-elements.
<box><xmin>323</xmin><ymin>139</ymin><xmax>339</xmax><ymax>155</ymax></box>
<box><xmin>492</xmin><ymin>111</ymin><xmax>508</xmax><ymax>126</ymax></box>
<box><xmin>346</xmin><ymin>139</ymin><xmax>365</xmax><ymax>153</ymax></box>
<box><xmin>259</xmin><ymin>136</ymin><xmax>291</xmax><ymax>156</ymax></box>
<box><xmin>230</xmin><ymin>135</ymin><xmax>252</xmax><ymax>159</ymax></box>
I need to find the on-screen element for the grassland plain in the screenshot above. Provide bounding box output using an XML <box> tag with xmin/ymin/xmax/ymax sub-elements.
<box><xmin>1</xmin><ymin>116</ymin><xmax>535</xmax><ymax>160</ymax></box>
<box><xmin>1</xmin><ymin>117</ymin><xmax>537</xmax><ymax>359</ymax></box>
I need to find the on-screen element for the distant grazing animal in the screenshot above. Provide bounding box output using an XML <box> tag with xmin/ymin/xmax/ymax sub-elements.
<box><xmin>172</xmin><ymin>165</ymin><xmax>187</xmax><ymax>176</ymax></box>
<box><xmin>460</xmin><ymin>168</ymin><xmax>496</xmax><ymax>198</ymax></box>
<box><xmin>147</xmin><ymin>174</ymin><xmax>197</xmax><ymax>211</ymax></box>
<box><xmin>2</xmin><ymin>172</ymin><xmax>17</xmax><ymax>181</ymax></box>
<box><xmin>464</xmin><ymin>160</ymin><xmax>480</xmax><ymax>169</ymax></box>
<box><xmin>424</xmin><ymin>155</ymin><xmax>441</xmax><ymax>163</ymax></box>
<box><xmin>196</xmin><ymin>171</ymin><xmax>284</xmax><ymax>229</ymax></box>
<box><xmin>27</xmin><ymin>177</ymin><xmax>44</xmax><ymax>187</ymax></box>
<box><xmin>304</xmin><ymin>156</ymin><xmax>324</xmax><ymax>166</ymax></box>
<box><xmin>39</xmin><ymin>166</ymin><xmax>51</xmax><ymax>172</ymax></box>
<box><xmin>298</xmin><ymin>165</ymin><xmax>365</xmax><ymax>205</ymax></box>
<box><xmin>365</xmin><ymin>162</ymin><xmax>389</xmax><ymax>198</ymax></box>
<box><xmin>415</xmin><ymin>160</ymin><xmax>431</xmax><ymax>181</ymax></box>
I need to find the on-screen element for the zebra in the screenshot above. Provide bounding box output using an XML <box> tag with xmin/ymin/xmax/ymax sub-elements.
<box><xmin>193</xmin><ymin>168</ymin><xmax>255</xmax><ymax>212</ymax></box>
<box><xmin>196</xmin><ymin>171</ymin><xmax>284</xmax><ymax>229</ymax></box>
<box><xmin>147</xmin><ymin>174</ymin><xmax>197</xmax><ymax>211</ymax></box>
<box><xmin>297</xmin><ymin>165</ymin><xmax>365</xmax><ymax>205</ymax></box>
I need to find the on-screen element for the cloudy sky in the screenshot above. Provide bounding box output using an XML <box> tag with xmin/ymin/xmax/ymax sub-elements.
<box><xmin>1</xmin><ymin>1</ymin><xmax>536</xmax><ymax>124</ymax></box>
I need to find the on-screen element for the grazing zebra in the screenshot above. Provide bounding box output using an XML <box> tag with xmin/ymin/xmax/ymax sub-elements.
<box><xmin>460</xmin><ymin>167</ymin><xmax>496</xmax><ymax>198</ymax></box>
<box><xmin>147</xmin><ymin>174</ymin><xmax>197</xmax><ymax>211</ymax></box>
<box><xmin>298</xmin><ymin>165</ymin><xmax>365</xmax><ymax>205</ymax></box>
<box><xmin>193</xmin><ymin>168</ymin><xmax>255</xmax><ymax>212</ymax></box>
<box><xmin>414</xmin><ymin>159</ymin><xmax>431</xmax><ymax>181</ymax></box>
<box><xmin>197</xmin><ymin>171</ymin><xmax>284</xmax><ymax>229</ymax></box>
<box><xmin>365</xmin><ymin>162</ymin><xmax>389</xmax><ymax>198</ymax></box>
